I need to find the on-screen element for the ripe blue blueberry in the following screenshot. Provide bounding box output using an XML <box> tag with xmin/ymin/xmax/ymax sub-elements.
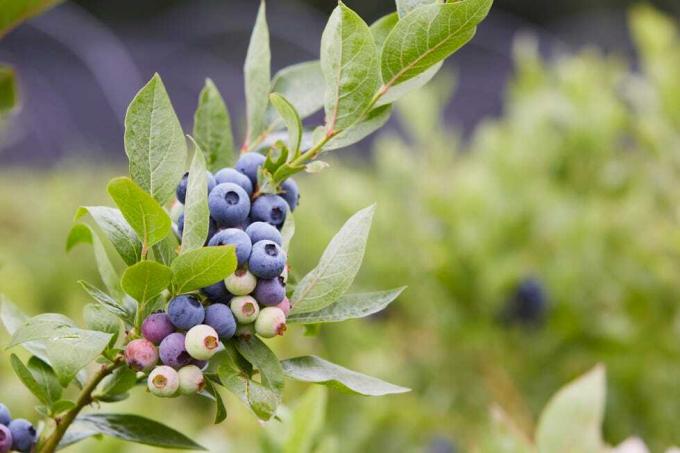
<box><xmin>167</xmin><ymin>295</ymin><xmax>205</xmax><ymax>330</ymax></box>
<box><xmin>142</xmin><ymin>312</ymin><xmax>175</xmax><ymax>345</ymax></box>
<box><xmin>506</xmin><ymin>277</ymin><xmax>547</xmax><ymax>325</ymax></box>
<box><xmin>148</xmin><ymin>366</ymin><xmax>179</xmax><ymax>397</ymax></box>
<box><xmin>245</xmin><ymin>221</ymin><xmax>282</xmax><ymax>246</ymax></box>
<box><xmin>225</xmin><ymin>269</ymin><xmax>257</xmax><ymax>296</ymax></box>
<box><xmin>8</xmin><ymin>419</ymin><xmax>35</xmax><ymax>453</ymax></box>
<box><xmin>235</xmin><ymin>152</ymin><xmax>266</xmax><ymax>185</ymax></box>
<box><xmin>208</xmin><ymin>228</ymin><xmax>252</xmax><ymax>268</ymax></box>
<box><xmin>201</xmin><ymin>281</ymin><xmax>232</xmax><ymax>305</ymax></box>
<box><xmin>159</xmin><ymin>332</ymin><xmax>192</xmax><ymax>369</ymax></box>
<box><xmin>0</xmin><ymin>404</ymin><xmax>10</xmax><ymax>426</ymax></box>
<box><xmin>250</xmin><ymin>194</ymin><xmax>288</xmax><ymax>227</ymax></box>
<box><xmin>230</xmin><ymin>296</ymin><xmax>260</xmax><ymax>324</ymax></box>
<box><xmin>280</xmin><ymin>178</ymin><xmax>300</xmax><ymax>211</ymax></box>
<box><xmin>176</xmin><ymin>171</ymin><xmax>217</xmax><ymax>204</ymax></box>
<box><xmin>254</xmin><ymin>307</ymin><xmax>287</xmax><ymax>338</ymax></box>
<box><xmin>178</xmin><ymin>365</ymin><xmax>205</xmax><ymax>395</ymax></box>
<box><xmin>185</xmin><ymin>325</ymin><xmax>220</xmax><ymax>360</ymax></box>
<box><xmin>254</xmin><ymin>277</ymin><xmax>286</xmax><ymax>306</ymax></box>
<box><xmin>204</xmin><ymin>303</ymin><xmax>237</xmax><ymax>340</ymax></box>
<box><xmin>125</xmin><ymin>338</ymin><xmax>159</xmax><ymax>372</ymax></box>
<box><xmin>214</xmin><ymin>167</ymin><xmax>254</xmax><ymax>196</ymax></box>
<box><xmin>0</xmin><ymin>425</ymin><xmax>11</xmax><ymax>453</ymax></box>
<box><xmin>176</xmin><ymin>213</ymin><xmax>185</xmax><ymax>238</ymax></box>
<box><xmin>249</xmin><ymin>240</ymin><xmax>286</xmax><ymax>279</ymax></box>
<box><xmin>208</xmin><ymin>182</ymin><xmax>250</xmax><ymax>227</ymax></box>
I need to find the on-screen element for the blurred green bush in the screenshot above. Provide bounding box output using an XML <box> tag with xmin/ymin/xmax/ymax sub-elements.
<box><xmin>2</xmin><ymin>4</ymin><xmax>680</xmax><ymax>452</ymax></box>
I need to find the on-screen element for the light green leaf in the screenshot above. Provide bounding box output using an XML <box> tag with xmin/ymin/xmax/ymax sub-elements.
<box><xmin>381</xmin><ymin>0</ymin><xmax>492</xmax><ymax>86</ymax></box>
<box><xmin>482</xmin><ymin>405</ymin><xmax>536</xmax><ymax>453</ymax></box>
<box><xmin>324</xmin><ymin>105</ymin><xmax>392</xmax><ymax>150</ymax></box>
<box><xmin>181</xmin><ymin>141</ymin><xmax>210</xmax><ymax>253</ymax></box>
<box><xmin>219</xmin><ymin>369</ymin><xmax>279</xmax><ymax>421</ymax></box>
<box><xmin>10</xmin><ymin>354</ymin><xmax>51</xmax><ymax>405</ymax></box>
<box><xmin>281</xmin><ymin>356</ymin><xmax>410</xmax><ymax>396</ymax></box>
<box><xmin>266</xmin><ymin>61</ymin><xmax>325</xmax><ymax>127</ymax></box>
<box><xmin>124</xmin><ymin>73</ymin><xmax>187</xmax><ymax>204</ymax></box>
<box><xmin>171</xmin><ymin>246</ymin><xmax>237</xmax><ymax>293</ymax></box>
<box><xmin>203</xmin><ymin>379</ymin><xmax>227</xmax><ymax>424</ymax></box>
<box><xmin>244</xmin><ymin>0</ymin><xmax>271</xmax><ymax>145</ymax></box>
<box><xmin>121</xmin><ymin>261</ymin><xmax>172</xmax><ymax>305</ymax></box>
<box><xmin>369</xmin><ymin>12</ymin><xmax>399</xmax><ymax>52</ymax></box>
<box><xmin>396</xmin><ymin>0</ymin><xmax>437</xmax><ymax>18</ymax></box>
<box><xmin>234</xmin><ymin>336</ymin><xmax>284</xmax><ymax>392</ymax></box>
<box><xmin>535</xmin><ymin>365</ymin><xmax>606</xmax><ymax>453</ymax></box>
<box><xmin>8</xmin><ymin>313</ymin><xmax>75</xmax><ymax>347</ymax></box>
<box><xmin>0</xmin><ymin>64</ymin><xmax>17</xmax><ymax>114</ymax></box>
<box><xmin>321</xmin><ymin>3</ymin><xmax>380</xmax><ymax>133</ymax></box>
<box><xmin>66</xmin><ymin>224</ymin><xmax>122</xmax><ymax>298</ymax></box>
<box><xmin>280</xmin><ymin>212</ymin><xmax>295</xmax><ymax>253</ymax></box>
<box><xmin>0</xmin><ymin>296</ymin><xmax>50</xmax><ymax>363</ymax></box>
<box><xmin>269</xmin><ymin>93</ymin><xmax>302</xmax><ymax>153</ymax></box>
<box><xmin>95</xmin><ymin>367</ymin><xmax>138</xmax><ymax>401</ymax></box>
<box><xmin>193</xmin><ymin>78</ymin><xmax>235</xmax><ymax>170</ymax></box>
<box><xmin>107</xmin><ymin>177</ymin><xmax>172</xmax><ymax>252</ymax></box>
<box><xmin>283</xmin><ymin>386</ymin><xmax>327</xmax><ymax>453</ymax></box>
<box><xmin>152</xmin><ymin>233</ymin><xmax>179</xmax><ymax>266</ymax></box>
<box><xmin>78</xmin><ymin>281</ymin><xmax>134</xmax><ymax>323</ymax></box>
<box><xmin>288</xmin><ymin>287</ymin><xmax>405</xmax><ymax>324</ymax></box>
<box><xmin>70</xmin><ymin>413</ymin><xmax>206</xmax><ymax>450</ymax></box>
<box><xmin>0</xmin><ymin>0</ymin><xmax>64</xmax><ymax>38</ymax></box>
<box><xmin>83</xmin><ymin>304</ymin><xmax>120</xmax><ymax>342</ymax></box>
<box><xmin>376</xmin><ymin>62</ymin><xmax>442</xmax><ymax>106</ymax></box>
<box><xmin>75</xmin><ymin>206</ymin><xmax>142</xmax><ymax>265</ymax></box>
<box><xmin>28</xmin><ymin>356</ymin><xmax>62</xmax><ymax>405</ymax></box>
<box><xmin>291</xmin><ymin>205</ymin><xmax>375</xmax><ymax>314</ymax></box>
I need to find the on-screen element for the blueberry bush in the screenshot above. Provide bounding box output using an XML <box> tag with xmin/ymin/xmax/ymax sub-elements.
<box><xmin>0</xmin><ymin>0</ymin><xmax>492</xmax><ymax>451</ymax></box>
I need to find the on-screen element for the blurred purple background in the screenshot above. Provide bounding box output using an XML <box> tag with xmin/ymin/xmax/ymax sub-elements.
<box><xmin>1</xmin><ymin>0</ymin><xmax>678</xmax><ymax>165</ymax></box>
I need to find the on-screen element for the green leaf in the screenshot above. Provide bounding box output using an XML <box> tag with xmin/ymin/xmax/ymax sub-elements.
<box><xmin>288</xmin><ymin>287</ymin><xmax>406</xmax><ymax>324</ymax></box>
<box><xmin>244</xmin><ymin>0</ymin><xmax>271</xmax><ymax>145</ymax></box>
<box><xmin>0</xmin><ymin>296</ymin><xmax>50</xmax><ymax>363</ymax></box>
<box><xmin>395</xmin><ymin>0</ymin><xmax>437</xmax><ymax>18</ymax></box>
<box><xmin>291</xmin><ymin>205</ymin><xmax>375</xmax><ymax>314</ymax></box>
<box><xmin>219</xmin><ymin>369</ymin><xmax>279</xmax><ymax>421</ymax></box>
<box><xmin>283</xmin><ymin>386</ymin><xmax>327</xmax><ymax>453</ymax></box>
<box><xmin>66</xmin><ymin>224</ymin><xmax>122</xmax><ymax>298</ymax></box>
<box><xmin>51</xmin><ymin>400</ymin><xmax>76</xmax><ymax>415</ymax></box>
<box><xmin>10</xmin><ymin>354</ymin><xmax>51</xmax><ymax>405</ymax></box>
<box><xmin>70</xmin><ymin>413</ymin><xmax>206</xmax><ymax>450</ymax></box>
<box><xmin>369</xmin><ymin>12</ymin><xmax>399</xmax><ymax>52</ymax></box>
<box><xmin>121</xmin><ymin>261</ymin><xmax>172</xmax><ymax>304</ymax></box>
<box><xmin>124</xmin><ymin>73</ymin><xmax>187</xmax><ymax>204</ymax></box>
<box><xmin>324</xmin><ymin>104</ymin><xmax>392</xmax><ymax>150</ymax></box>
<box><xmin>204</xmin><ymin>379</ymin><xmax>227</xmax><ymax>424</ymax></box>
<box><xmin>266</xmin><ymin>61</ymin><xmax>325</xmax><ymax>127</ymax></box>
<box><xmin>95</xmin><ymin>367</ymin><xmax>138</xmax><ymax>401</ymax></box>
<box><xmin>376</xmin><ymin>63</ymin><xmax>442</xmax><ymax>107</ymax></box>
<box><xmin>321</xmin><ymin>3</ymin><xmax>380</xmax><ymax>133</ymax></box>
<box><xmin>78</xmin><ymin>281</ymin><xmax>134</xmax><ymax>324</ymax></box>
<box><xmin>181</xmin><ymin>141</ymin><xmax>210</xmax><ymax>253</ymax></box>
<box><xmin>281</xmin><ymin>356</ymin><xmax>410</xmax><ymax>396</ymax></box>
<box><xmin>75</xmin><ymin>206</ymin><xmax>142</xmax><ymax>265</ymax></box>
<box><xmin>8</xmin><ymin>313</ymin><xmax>75</xmax><ymax>347</ymax></box>
<box><xmin>83</xmin><ymin>304</ymin><xmax>121</xmax><ymax>344</ymax></box>
<box><xmin>234</xmin><ymin>336</ymin><xmax>284</xmax><ymax>392</ymax></box>
<box><xmin>57</xmin><ymin>427</ymin><xmax>101</xmax><ymax>450</ymax></box>
<box><xmin>280</xmin><ymin>212</ymin><xmax>295</xmax><ymax>253</ymax></box>
<box><xmin>193</xmin><ymin>78</ymin><xmax>235</xmax><ymax>170</ymax></box>
<box><xmin>535</xmin><ymin>365</ymin><xmax>606</xmax><ymax>452</ymax></box>
<box><xmin>28</xmin><ymin>356</ymin><xmax>62</xmax><ymax>405</ymax></box>
<box><xmin>171</xmin><ymin>246</ymin><xmax>237</xmax><ymax>294</ymax></box>
<box><xmin>0</xmin><ymin>64</ymin><xmax>17</xmax><ymax>114</ymax></box>
<box><xmin>152</xmin><ymin>233</ymin><xmax>179</xmax><ymax>266</ymax></box>
<box><xmin>482</xmin><ymin>405</ymin><xmax>536</xmax><ymax>453</ymax></box>
<box><xmin>107</xmin><ymin>177</ymin><xmax>172</xmax><ymax>252</ymax></box>
<box><xmin>270</xmin><ymin>93</ymin><xmax>302</xmax><ymax>153</ymax></box>
<box><xmin>381</xmin><ymin>0</ymin><xmax>492</xmax><ymax>86</ymax></box>
<box><xmin>0</xmin><ymin>0</ymin><xmax>64</xmax><ymax>38</ymax></box>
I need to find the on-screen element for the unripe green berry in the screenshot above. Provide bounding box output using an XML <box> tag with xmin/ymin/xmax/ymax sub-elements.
<box><xmin>148</xmin><ymin>366</ymin><xmax>179</xmax><ymax>397</ymax></box>
<box><xmin>178</xmin><ymin>365</ymin><xmax>205</xmax><ymax>395</ymax></box>
<box><xmin>236</xmin><ymin>323</ymin><xmax>255</xmax><ymax>340</ymax></box>
<box><xmin>230</xmin><ymin>296</ymin><xmax>260</xmax><ymax>324</ymax></box>
<box><xmin>185</xmin><ymin>324</ymin><xmax>220</xmax><ymax>360</ymax></box>
<box><xmin>225</xmin><ymin>269</ymin><xmax>257</xmax><ymax>296</ymax></box>
<box><xmin>255</xmin><ymin>307</ymin><xmax>287</xmax><ymax>338</ymax></box>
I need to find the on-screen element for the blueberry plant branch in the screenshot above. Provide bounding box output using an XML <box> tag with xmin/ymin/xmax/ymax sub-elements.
<box><xmin>0</xmin><ymin>1</ymin><xmax>492</xmax><ymax>452</ymax></box>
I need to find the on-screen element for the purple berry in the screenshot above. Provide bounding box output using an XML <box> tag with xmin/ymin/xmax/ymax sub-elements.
<box><xmin>177</xmin><ymin>171</ymin><xmax>217</xmax><ymax>204</ymax></box>
<box><xmin>255</xmin><ymin>307</ymin><xmax>287</xmax><ymax>338</ymax></box>
<box><xmin>0</xmin><ymin>404</ymin><xmax>9</xmax><ymax>426</ymax></box>
<box><xmin>204</xmin><ymin>303</ymin><xmax>237</xmax><ymax>339</ymax></box>
<box><xmin>141</xmin><ymin>312</ymin><xmax>175</xmax><ymax>345</ymax></box>
<box><xmin>125</xmin><ymin>338</ymin><xmax>159</xmax><ymax>372</ymax></box>
<box><xmin>208</xmin><ymin>228</ymin><xmax>252</xmax><ymax>268</ymax></box>
<box><xmin>0</xmin><ymin>425</ymin><xmax>11</xmax><ymax>453</ymax></box>
<box><xmin>235</xmin><ymin>152</ymin><xmax>266</xmax><ymax>185</ymax></box>
<box><xmin>159</xmin><ymin>332</ymin><xmax>192</xmax><ymax>369</ymax></box>
<box><xmin>245</xmin><ymin>221</ymin><xmax>282</xmax><ymax>246</ymax></box>
<box><xmin>148</xmin><ymin>366</ymin><xmax>179</xmax><ymax>397</ymax></box>
<box><xmin>167</xmin><ymin>295</ymin><xmax>205</xmax><ymax>330</ymax></box>
<box><xmin>208</xmin><ymin>182</ymin><xmax>250</xmax><ymax>228</ymax></box>
<box><xmin>8</xmin><ymin>419</ymin><xmax>35</xmax><ymax>453</ymax></box>
<box><xmin>250</xmin><ymin>194</ymin><xmax>288</xmax><ymax>227</ymax></box>
<box><xmin>254</xmin><ymin>277</ymin><xmax>286</xmax><ymax>306</ymax></box>
<box><xmin>201</xmin><ymin>281</ymin><xmax>232</xmax><ymax>305</ymax></box>
<box><xmin>249</xmin><ymin>240</ymin><xmax>286</xmax><ymax>279</ymax></box>
<box><xmin>214</xmin><ymin>167</ymin><xmax>254</xmax><ymax>196</ymax></box>
<box><xmin>279</xmin><ymin>178</ymin><xmax>300</xmax><ymax>211</ymax></box>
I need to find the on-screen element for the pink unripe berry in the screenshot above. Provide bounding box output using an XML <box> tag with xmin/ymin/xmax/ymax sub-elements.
<box><xmin>230</xmin><ymin>296</ymin><xmax>260</xmax><ymax>324</ymax></box>
<box><xmin>275</xmin><ymin>297</ymin><xmax>291</xmax><ymax>316</ymax></box>
<box><xmin>147</xmin><ymin>366</ymin><xmax>179</xmax><ymax>397</ymax></box>
<box><xmin>178</xmin><ymin>365</ymin><xmax>205</xmax><ymax>395</ymax></box>
<box><xmin>225</xmin><ymin>269</ymin><xmax>257</xmax><ymax>296</ymax></box>
<box><xmin>185</xmin><ymin>325</ymin><xmax>220</xmax><ymax>360</ymax></box>
<box><xmin>125</xmin><ymin>339</ymin><xmax>159</xmax><ymax>372</ymax></box>
<box><xmin>255</xmin><ymin>307</ymin><xmax>287</xmax><ymax>338</ymax></box>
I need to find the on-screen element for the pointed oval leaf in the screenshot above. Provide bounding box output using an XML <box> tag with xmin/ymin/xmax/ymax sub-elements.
<box><xmin>121</xmin><ymin>261</ymin><xmax>172</xmax><ymax>304</ymax></box>
<box><xmin>78</xmin><ymin>281</ymin><xmax>133</xmax><ymax>323</ymax></box>
<box><xmin>281</xmin><ymin>356</ymin><xmax>410</xmax><ymax>396</ymax></box>
<box><xmin>270</xmin><ymin>93</ymin><xmax>302</xmax><ymax>153</ymax></box>
<box><xmin>234</xmin><ymin>336</ymin><xmax>284</xmax><ymax>392</ymax></box>
<box><xmin>244</xmin><ymin>0</ymin><xmax>271</xmax><ymax>145</ymax></box>
<box><xmin>46</xmin><ymin>329</ymin><xmax>114</xmax><ymax>386</ymax></box>
<box><xmin>124</xmin><ymin>73</ymin><xmax>187</xmax><ymax>204</ymax></box>
<box><xmin>204</xmin><ymin>379</ymin><xmax>227</xmax><ymax>424</ymax></box>
<box><xmin>265</xmin><ymin>61</ymin><xmax>325</xmax><ymax>127</ymax></box>
<box><xmin>28</xmin><ymin>356</ymin><xmax>62</xmax><ymax>405</ymax></box>
<box><xmin>381</xmin><ymin>0</ymin><xmax>492</xmax><ymax>86</ymax></box>
<box><xmin>193</xmin><ymin>79</ymin><xmax>235</xmax><ymax>170</ymax></box>
<box><xmin>1</xmin><ymin>297</ymin><xmax>51</xmax><ymax>363</ymax></box>
<box><xmin>171</xmin><ymin>246</ymin><xmax>237</xmax><ymax>294</ymax></box>
<box><xmin>321</xmin><ymin>3</ymin><xmax>380</xmax><ymax>133</ymax></box>
<box><xmin>10</xmin><ymin>354</ymin><xmax>50</xmax><ymax>405</ymax></box>
<box><xmin>181</xmin><ymin>142</ymin><xmax>210</xmax><ymax>253</ymax></box>
<box><xmin>396</xmin><ymin>0</ymin><xmax>437</xmax><ymax>18</ymax></box>
<box><xmin>67</xmin><ymin>224</ymin><xmax>122</xmax><ymax>298</ymax></box>
<box><xmin>324</xmin><ymin>105</ymin><xmax>392</xmax><ymax>150</ymax></box>
<box><xmin>107</xmin><ymin>177</ymin><xmax>172</xmax><ymax>251</ymax></box>
<box><xmin>376</xmin><ymin>62</ymin><xmax>442</xmax><ymax>107</ymax></box>
<box><xmin>370</xmin><ymin>13</ymin><xmax>399</xmax><ymax>52</ymax></box>
<box><xmin>75</xmin><ymin>206</ymin><xmax>142</xmax><ymax>265</ymax></box>
<box><xmin>291</xmin><ymin>205</ymin><xmax>375</xmax><ymax>314</ymax></box>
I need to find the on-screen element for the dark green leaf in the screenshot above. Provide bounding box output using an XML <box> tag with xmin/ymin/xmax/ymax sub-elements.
<box><xmin>181</xmin><ymin>141</ymin><xmax>210</xmax><ymax>253</ymax></box>
<box><xmin>83</xmin><ymin>304</ymin><xmax>121</xmax><ymax>346</ymax></box>
<box><xmin>74</xmin><ymin>206</ymin><xmax>142</xmax><ymax>265</ymax></box>
<box><xmin>288</xmin><ymin>287</ymin><xmax>406</xmax><ymax>324</ymax></box>
<box><xmin>204</xmin><ymin>378</ymin><xmax>227</xmax><ymax>424</ymax></box>
<box><xmin>269</xmin><ymin>93</ymin><xmax>302</xmax><ymax>153</ymax></box>
<box><xmin>50</xmin><ymin>400</ymin><xmax>76</xmax><ymax>415</ymax></box>
<box><xmin>0</xmin><ymin>64</ymin><xmax>17</xmax><ymax>114</ymax></box>
<box><xmin>78</xmin><ymin>281</ymin><xmax>134</xmax><ymax>323</ymax></box>
<box><xmin>71</xmin><ymin>413</ymin><xmax>206</xmax><ymax>450</ymax></box>
<box><xmin>27</xmin><ymin>356</ymin><xmax>62</xmax><ymax>405</ymax></box>
<box><xmin>57</xmin><ymin>427</ymin><xmax>101</xmax><ymax>450</ymax></box>
<box><xmin>121</xmin><ymin>261</ymin><xmax>172</xmax><ymax>304</ymax></box>
<box><xmin>107</xmin><ymin>177</ymin><xmax>172</xmax><ymax>251</ymax></box>
<box><xmin>95</xmin><ymin>367</ymin><xmax>138</xmax><ymax>400</ymax></box>
<box><xmin>10</xmin><ymin>354</ymin><xmax>50</xmax><ymax>404</ymax></box>
<box><xmin>171</xmin><ymin>246</ymin><xmax>237</xmax><ymax>293</ymax></box>
<box><xmin>218</xmin><ymin>369</ymin><xmax>279</xmax><ymax>421</ymax></box>
<box><xmin>124</xmin><ymin>73</ymin><xmax>187</xmax><ymax>204</ymax></box>
<box><xmin>234</xmin><ymin>336</ymin><xmax>284</xmax><ymax>392</ymax></box>
<box><xmin>244</xmin><ymin>0</ymin><xmax>271</xmax><ymax>146</ymax></box>
<box><xmin>193</xmin><ymin>78</ymin><xmax>235</xmax><ymax>170</ymax></box>
<box><xmin>281</xmin><ymin>355</ymin><xmax>410</xmax><ymax>396</ymax></box>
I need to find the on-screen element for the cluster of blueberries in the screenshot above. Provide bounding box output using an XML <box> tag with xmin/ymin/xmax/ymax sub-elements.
<box><xmin>0</xmin><ymin>404</ymin><xmax>37</xmax><ymax>453</ymax></box>
<box><xmin>125</xmin><ymin>152</ymin><xmax>298</xmax><ymax>398</ymax></box>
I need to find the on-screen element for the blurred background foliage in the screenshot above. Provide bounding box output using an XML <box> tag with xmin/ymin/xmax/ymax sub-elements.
<box><xmin>2</xmin><ymin>2</ymin><xmax>680</xmax><ymax>453</ymax></box>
